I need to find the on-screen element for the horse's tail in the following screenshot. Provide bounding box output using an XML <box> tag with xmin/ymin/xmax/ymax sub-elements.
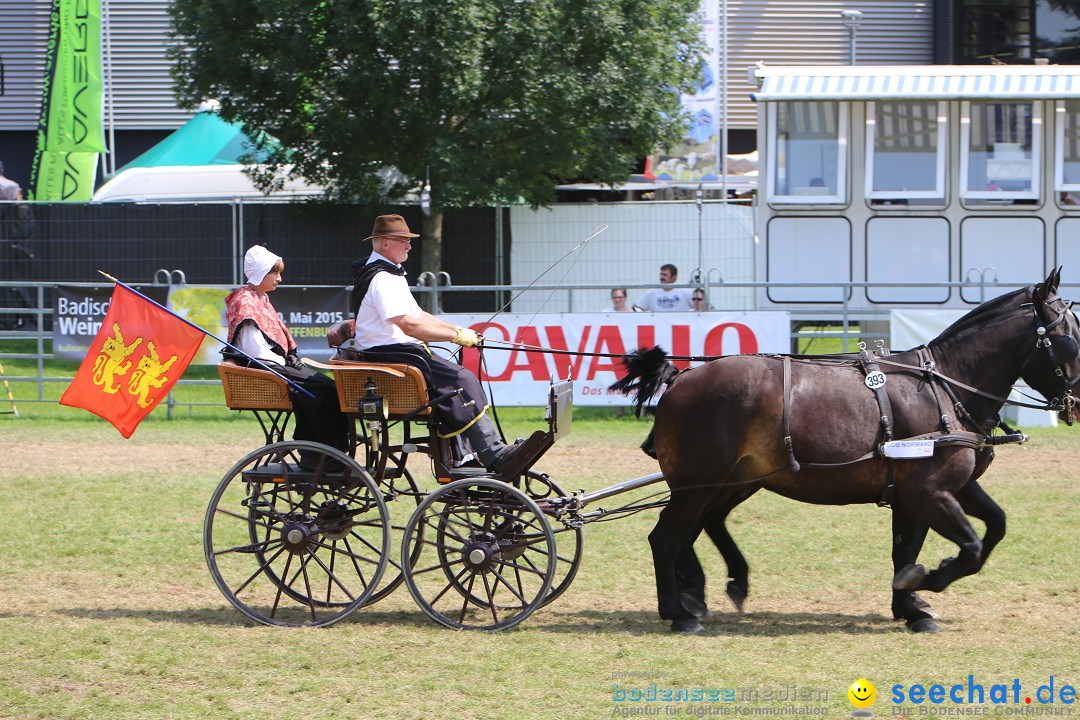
<box><xmin>608</xmin><ymin>346</ymin><xmax>680</xmax><ymax>458</ymax></box>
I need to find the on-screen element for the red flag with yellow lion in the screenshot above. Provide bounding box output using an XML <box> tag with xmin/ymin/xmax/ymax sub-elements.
<box><xmin>60</xmin><ymin>283</ymin><xmax>204</xmax><ymax>438</ymax></box>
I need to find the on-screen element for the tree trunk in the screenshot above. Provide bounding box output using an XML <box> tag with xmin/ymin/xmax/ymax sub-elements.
<box><xmin>420</xmin><ymin>210</ymin><xmax>443</xmax><ymax>276</ymax></box>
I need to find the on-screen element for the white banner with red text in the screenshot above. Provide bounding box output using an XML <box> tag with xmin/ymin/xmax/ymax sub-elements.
<box><xmin>433</xmin><ymin>311</ymin><xmax>791</xmax><ymax>406</ymax></box>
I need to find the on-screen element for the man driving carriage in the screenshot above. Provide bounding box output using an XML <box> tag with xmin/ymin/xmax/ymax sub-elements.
<box><xmin>347</xmin><ymin>214</ymin><xmax>526</xmax><ymax>473</ymax></box>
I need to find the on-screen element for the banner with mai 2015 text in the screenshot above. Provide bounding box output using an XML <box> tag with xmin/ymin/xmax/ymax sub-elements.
<box><xmin>437</xmin><ymin>311</ymin><xmax>790</xmax><ymax>406</ymax></box>
<box><xmin>54</xmin><ymin>285</ymin><xmax>347</xmax><ymax>363</ymax></box>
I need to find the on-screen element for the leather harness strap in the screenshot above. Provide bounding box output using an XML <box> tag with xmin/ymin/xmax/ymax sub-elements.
<box><xmin>858</xmin><ymin>346</ymin><xmax>896</xmax><ymax>505</ymax></box>
<box><xmin>776</xmin><ymin>353</ymin><xmax>1003</xmax><ymax>507</ymax></box>
<box><xmin>782</xmin><ymin>356</ymin><xmax>800</xmax><ymax>473</ymax></box>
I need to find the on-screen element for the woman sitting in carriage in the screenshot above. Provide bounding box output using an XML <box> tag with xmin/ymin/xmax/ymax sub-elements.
<box><xmin>224</xmin><ymin>245</ymin><xmax>349</xmax><ymax>467</ymax></box>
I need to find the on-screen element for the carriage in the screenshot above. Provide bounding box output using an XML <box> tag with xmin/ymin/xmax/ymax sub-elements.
<box><xmin>206</xmin><ymin>270</ymin><xmax>1079</xmax><ymax>633</ymax></box>
<box><xmin>208</xmin><ymin>321</ymin><xmax>664</xmax><ymax>630</ymax></box>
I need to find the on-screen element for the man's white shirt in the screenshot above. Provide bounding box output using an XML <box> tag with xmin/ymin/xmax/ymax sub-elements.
<box><xmin>634</xmin><ymin>287</ymin><xmax>694</xmax><ymax>312</ymax></box>
<box><xmin>353</xmin><ymin>251</ymin><xmax>423</xmax><ymax>348</ymax></box>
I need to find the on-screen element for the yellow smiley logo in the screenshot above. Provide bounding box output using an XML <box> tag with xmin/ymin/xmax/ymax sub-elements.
<box><xmin>848</xmin><ymin>678</ymin><xmax>876</xmax><ymax>709</ymax></box>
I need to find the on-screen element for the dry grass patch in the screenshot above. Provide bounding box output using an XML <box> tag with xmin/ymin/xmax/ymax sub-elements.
<box><xmin>1</xmin><ymin>416</ymin><xmax>1077</xmax><ymax>719</ymax></box>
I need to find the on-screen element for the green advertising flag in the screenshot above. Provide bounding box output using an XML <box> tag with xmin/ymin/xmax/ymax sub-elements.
<box><xmin>34</xmin><ymin>151</ymin><xmax>98</xmax><ymax>202</ymax></box>
<box><xmin>50</xmin><ymin>0</ymin><xmax>105</xmax><ymax>152</ymax></box>
<box><xmin>30</xmin><ymin>0</ymin><xmax>104</xmax><ymax>201</ymax></box>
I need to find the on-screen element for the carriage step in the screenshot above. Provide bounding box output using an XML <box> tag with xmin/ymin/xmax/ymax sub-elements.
<box><xmin>241</xmin><ymin>461</ymin><xmax>351</xmax><ymax>483</ymax></box>
<box><xmin>242</xmin><ymin>463</ymin><xmax>291</xmax><ymax>483</ymax></box>
<box><xmin>440</xmin><ymin>466</ymin><xmax>494</xmax><ymax>483</ymax></box>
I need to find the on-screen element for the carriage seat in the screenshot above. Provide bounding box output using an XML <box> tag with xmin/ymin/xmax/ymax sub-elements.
<box><xmin>216</xmin><ymin>359</ymin><xmax>293</xmax><ymax>411</ymax></box>
<box><xmin>328</xmin><ymin>361</ymin><xmax>431</xmax><ymax>418</ymax></box>
<box><xmin>324</xmin><ymin>319</ymin><xmax>430</xmax><ymax>418</ymax></box>
<box><xmin>327</xmin><ymin>318</ymin><xmax>355</xmax><ymax>349</ymax></box>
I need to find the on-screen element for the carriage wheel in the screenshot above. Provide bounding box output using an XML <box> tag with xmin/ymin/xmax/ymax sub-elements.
<box><xmin>347</xmin><ymin>422</ymin><xmax>424</xmax><ymax>607</ymax></box>
<box><xmin>400</xmin><ymin>479</ymin><xmax>556</xmax><ymax>631</ymax></box>
<box><xmin>421</xmin><ymin>472</ymin><xmax>582</xmax><ymax>612</ymax></box>
<box><xmin>515</xmin><ymin>472</ymin><xmax>584</xmax><ymax>607</ymax></box>
<box><xmin>205</xmin><ymin>440</ymin><xmax>390</xmax><ymax>627</ymax></box>
<box><xmin>358</xmin><ymin>464</ymin><xmax>423</xmax><ymax>608</ymax></box>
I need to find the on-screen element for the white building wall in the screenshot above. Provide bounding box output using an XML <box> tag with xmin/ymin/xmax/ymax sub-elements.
<box><xmin>509</xmin><ymin>201</ymin><xmax>756</xmax><ymax>314</ymax></box>
<box><xmin>0</xmin><ymin>0</ymin><xmax>191</xmax><ymax>131</ymax></box>
<box><xmin>725</xmin><ymin>1</ymin><xmax>935</xmax><ymax>129</ymax></box>
<box><xmin>0</xmin><ymin>1</ymin><xmax>53</xmax><ymax>129</ymax></box>
<box><xmin>3</xmin><ymin>1</ymin><xmax>935</xmax><ymax>133</ymax></box>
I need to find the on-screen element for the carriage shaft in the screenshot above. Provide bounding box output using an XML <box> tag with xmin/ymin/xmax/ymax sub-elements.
<box><xmin>573</xmin><ymin>472</ymin><xmax>665</xmax><ymax>508</ymax></box>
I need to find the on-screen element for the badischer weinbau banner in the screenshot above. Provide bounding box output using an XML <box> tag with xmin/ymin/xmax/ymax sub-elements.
<box><xmin>54</xmin><ymin>285</ymin><xmax>348</xmax><ymax>363</ymax></box>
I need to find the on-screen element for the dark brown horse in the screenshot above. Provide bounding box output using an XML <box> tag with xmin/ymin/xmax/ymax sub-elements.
<box><xmin>614</xmin><ymin>269</ymin><xmax>1079</xmax><ymax>633</ymax></box>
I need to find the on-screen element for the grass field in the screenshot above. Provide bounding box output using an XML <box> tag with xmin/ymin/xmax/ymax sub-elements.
<box><xmin>2</xmin><ymin>400</ymin><xmax>1079</xmax><ymax>720</ymax></box>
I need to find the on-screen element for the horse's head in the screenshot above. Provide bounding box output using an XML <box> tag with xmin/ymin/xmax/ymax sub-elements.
<box><xmin>1020</xmin><ymin>268</ymin><xmax>1080</xmax><ymax>425</ymax></box>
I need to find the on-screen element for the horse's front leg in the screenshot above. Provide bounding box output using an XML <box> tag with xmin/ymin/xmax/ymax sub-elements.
<box><xmin>890</xmin><ymin>510</ymin><xmax>938</xmax><ymax>632</ymax></box>
<box><xmin>893</xmin><ymin>490</ymin><xmax>983</xmax><ymax>595</ymax></box>
<box><xmin>956</xmin><ymin>478</ymin><xmax>1006</xmax><ymax>571</ymax></box>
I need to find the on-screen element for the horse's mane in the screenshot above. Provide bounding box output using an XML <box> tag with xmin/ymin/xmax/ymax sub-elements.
<box><xmin>928</xmin><ymin>285</ymin><xmax>1031</xmax><ymax>349</ymax></box>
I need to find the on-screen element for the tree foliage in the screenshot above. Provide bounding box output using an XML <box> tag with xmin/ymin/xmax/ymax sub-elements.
<box><xmin>169</xmin><ymin>0</ymin><xmax>703</xmax><ymax>269</ymax></box>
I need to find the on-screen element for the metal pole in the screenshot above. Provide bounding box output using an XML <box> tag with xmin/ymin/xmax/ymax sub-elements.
<box><xmin>721</xmin><ymin>0</ymin><xmax>728</xmax><ymax>202</ymax></box>
<box><xmin>696</xmin><ymin>183</ymin><xmax>704</xmax><ymax>274</ymax></box>
<box><xmin>102</xmin><ymin>0</ymin><xmax>117</xmax><ymax>178</ymax></box>
<box><xmin>494</xmin><ymin>204</ymin><xmax>505</xmax><ymax>311</ymax></box>
<box><xmin>841</xmin><ymin>10</ymin><xmax>862</xmax><ymax>66</ymax></box>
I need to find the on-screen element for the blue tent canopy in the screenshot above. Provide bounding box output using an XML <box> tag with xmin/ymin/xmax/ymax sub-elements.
<box><xmin>121</xmin><ymin>111</ymin><xmax>278</xmax><ymax>171</ymax></box>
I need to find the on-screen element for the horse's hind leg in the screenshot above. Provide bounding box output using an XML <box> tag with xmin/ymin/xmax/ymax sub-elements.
<box><xmin>650</xmin><ymin>489</ymin><xmax>721</xmax><ymax>633</ymax></box>
<box><xmin>701</xmin><ymin>487</ymin><xmax>759</xmax><ymax>612</ymax></box>
<box><xmin>890</xmin><ymin>511</ymin><xmax>938</xmax><ymax>632</ymax></box>
<box><xmin>893</xmin><ymin>492</ymin><xmax>983</xmax><ymax>594</ymax></box>
<box><xmin>672</xmin><ymin>487</ymin><xmax>759</xmax><ymax>618</ymax></box>
<box><xmin>674</xmin><ymin>529</ymin><xmax>709</xmax><ymax>619</ymax></box>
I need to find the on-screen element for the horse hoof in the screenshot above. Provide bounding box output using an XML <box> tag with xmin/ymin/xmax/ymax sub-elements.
<box><xmin>671</xmin><ymin>618</ymin><xmax>705</xmax><ymax>634</ymax></box>
<box><xmin>907</xmin><ymin>617</ymin><xmax>941</xmax><ymax>633</ymax></box>
<box><xmin>726</xmin><ymin>581</ymin><xmax>747</xmax><ymax>613</ymax></box>
<box><xmin>680</xmin><ymin>592</ymin><xmax>710</xmax><ymax>620</ymax></box>
<box><xmin>911</xmin><ymin>593</ymin><xmax>938</xmax><ymax>618</ymax></box>
<box><xmin>893</xmin><ymin>564</ymin><xmax>926</xmax><ymax>590</ymax></box>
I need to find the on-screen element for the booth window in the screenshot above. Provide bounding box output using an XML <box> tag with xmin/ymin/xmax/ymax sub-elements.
<box><xmin>1055</xmin><ymin>100</ymin><xmax>1080</xmax><ymax>208</ymax></box>
<box><xmin>767</xmin><ymin>101</ymin><xmax>846</xmax><ymax>204</ymax></box>
<box><xmin>960</xmin><ymin>100</ymin><xmax>1041</xmax><ymax>204</ymax></box>
<box><xmin>865</xmin><ymin>101</ymin><xmax>946</xmax><ymax>205</ymax></box>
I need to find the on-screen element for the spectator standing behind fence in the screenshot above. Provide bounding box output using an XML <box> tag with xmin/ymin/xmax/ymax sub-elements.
<box><xmin>0</xmin><ymin>162</ymin><xmax>21</xmax><ymax>201</ymax></box>
<box><xmin>604</xmin><ymin>288</ymin><xmax>636</xmax><ymax>312</ymax></box>
<box><xmin>633</xmin><ymin>263</ymin><xmax>693</xmax><ymax>312</ymax></box>
<box><xmin>692</xmin><ymin>289</ymin><xmax>713</xmax><ymax>311</ymax></box>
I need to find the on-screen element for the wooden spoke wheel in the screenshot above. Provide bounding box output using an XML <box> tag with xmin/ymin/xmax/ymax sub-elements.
<box><xmin>400</xmin><ymin>479</ymin><xmax>556</xmax><ymax>631</ymax></box>
<box><xmin>205</xmin><ymin>441</ymin><xmax>390</xmax><ymax>627</ymax></box>
<box><xmin>348</xmin><ymin>423</ymin><xmax>424</xmax><ymax>607</ymax></box>
<box><xmin>358</xmin><ymin>462</ymin><xmax>423</xmax><ymax>608</ymax></box>
<box><xmin>514</xmin><ymin>471</ymin><xmax>583</xmax><ymax>607</ymax></box>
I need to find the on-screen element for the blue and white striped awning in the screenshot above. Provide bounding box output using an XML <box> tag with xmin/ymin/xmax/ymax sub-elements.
<box><xmin>750</xmin><ymin>65</ymin><xmax>1080</xmax><ymax>102</ymax></box>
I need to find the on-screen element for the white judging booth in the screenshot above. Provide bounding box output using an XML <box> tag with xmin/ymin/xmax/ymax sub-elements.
<box><xmin>429</xmin><ymin>311</ymin><xmax>790</xmax><ymax>406</ymax></box>
<box><xmin>891</xmin><ymin>308</ymin><xmax>1058</xmax><ymax>427</ymax></box>
<box><xmin>751</xmin><ymin>64</ymin><xmax>1080</xmax><ymax>313</ymax></box>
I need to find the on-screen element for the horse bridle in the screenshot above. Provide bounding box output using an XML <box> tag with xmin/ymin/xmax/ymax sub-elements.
<box><xmin>1022</xmin><ymin>295</ymin><xmax>1080</xmax><ymax>424</ymax></box>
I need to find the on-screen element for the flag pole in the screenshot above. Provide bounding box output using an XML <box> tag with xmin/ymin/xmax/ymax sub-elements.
<box><xmin>97</xmin><ymin>271</ymin><xmax>316</xmax><ymax>399</ymax></box>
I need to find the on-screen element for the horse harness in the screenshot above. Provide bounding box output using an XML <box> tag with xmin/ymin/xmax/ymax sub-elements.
<box><xmin>777</xmin><ymin>348</ymin><xmax>987</xmax><ymax>508</ymax></box>
<box><xmin>775</xmin><ymin>295</ymin><xmax>1079</xmax><ymax>506</ymax></box>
